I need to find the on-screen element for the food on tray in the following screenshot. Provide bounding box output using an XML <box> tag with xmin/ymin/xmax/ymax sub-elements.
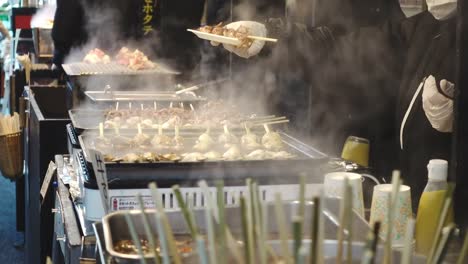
<box><xmin>151</xmin><ymin>124</ymin><xmax>172</xmax><ymax>148</ymax></box>
<box><xmin>115</xmin><ymin>47</ymin><xmax>156</xmax><ymax>70</ymax></box>
<box><xmin>83</xmin><ymin>48</ymin><xmax>111</xmax><ymax>64</ymax></box>
<box><xmin>218</xmin><ymin>125</ymin><xmax>238</xmax><ymax>148</ymax></box>
<box><xmin>193</xmin><ymin>128</ymin><xmax>215</xmax><ymax>152</ymax></box>
<box><xmin>181</xmin><ymin>152</ymin><xmax>206</xmax><ymax>162</ymax></box>
<box><xmin>241</xmin><ymin>125</ymin><xmax>261</xmax><ymax>150</ymax></box>
<box><xmin>262</xmin><ymin>129</ymin><xmax>283</xmax><ymax>151</ymax></box>
<box><xmin>223</xmin><ymin>145</ymin><xmax>242</xmax><ymax>160</ymax></box>
<box><xmin>204</xmin><ymin>151</ymin><xmax>222</xmax><ymax>161</ymax></box>
<box><xmin>114</xmin><ymin>237</ymin><xmax>193</xmax><ymax>255</ymax></box>
<box><xmin>132</xmin><ymin>132</ymin><xmax>150</xmax><ymax>146</ymax></box>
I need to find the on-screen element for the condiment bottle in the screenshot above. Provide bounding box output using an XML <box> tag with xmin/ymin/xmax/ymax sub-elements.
<box><xmin>415</xmin><ymin>159</ymin><xmax>453</xmax><ymax>255</ymax></box>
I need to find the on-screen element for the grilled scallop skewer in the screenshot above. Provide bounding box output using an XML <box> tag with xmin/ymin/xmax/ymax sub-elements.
<box><xmin>218</xmin><ymin>124</ymin><xmax>238</xmax><ymax>148</ymax></box>
<box><xmin>132</xmin><ymin>123</ymin><xmax>150</xmax><ymax>146</ymax></box>
<box><xmin>261</xmin><ymin>124</ymin><xmax>283</xmax><ymax>151</ymax></box>
<box><xmin>223</xmin><ymin>145</ymin><xmax>243</xmax><ymax>160</ymax></box>
<box><xmin>194</xmin><ymin>127</ymin><xmax>215</xmax><ymax>152</ymax></box>
<box><xmin>173</xmin><ymin>126</ymin><xmax>184</xmax><ymax>151</ymax></box>
<box><xmin>241</xmin><ymin>123</ymin><xmax>261</xmax><ymax>150</ymax></box>
<box><xmin>151</xmin><ymin>121</ymin><xmax>172</xmax><ymax>149</ymax></box>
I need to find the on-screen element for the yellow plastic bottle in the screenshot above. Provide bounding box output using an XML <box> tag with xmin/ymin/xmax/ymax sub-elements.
<box><xmin>415</xmin><ymin>159</ymin><xmax>453</xmax><ymax>255</ymax></box>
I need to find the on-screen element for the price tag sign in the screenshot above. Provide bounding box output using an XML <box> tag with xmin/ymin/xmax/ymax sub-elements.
<box><xmin>89</xmin><ymin>149</ymin><xmax>110</xmax><ymax>214</ymax></box>
<box><xmin>40</xmin><ymin>161</ymin><xmax>57</xmax><ymax>204</ymax></box>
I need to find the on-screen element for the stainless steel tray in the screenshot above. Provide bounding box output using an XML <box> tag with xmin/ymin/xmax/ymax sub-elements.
<box><xmin>101</xmin><ymin>200</ymin><xmax>425</xmax><ymax>263</ymax></box>
<box><xmin>102</xmin><ymin>200</ymin><xmax>368</xmax><ymax>261</ymax></box>
<box><xmin>62</xmin><ymin>62</ymin><xmax>180</xmax><ymax>76</ymax></box>
<box><xmin>84</xmin><ymin>90</ymin><xmax>206</xmax><ymax>103</ymax></box>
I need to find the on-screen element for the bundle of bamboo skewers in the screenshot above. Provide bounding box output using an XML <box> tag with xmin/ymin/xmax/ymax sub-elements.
<box><xmin>112</xmin><ymin>173</ymin><xmax>468</xmax><ymax>264</ymax></box>
<box><xmin>0</xmin><ymin>112</ymin><xmax>23</xmax><ymax>180</ymax></box>
<box><xmin>0</xmin><ymin>113</ymin><xmax>21</xmax><ymax>136</ymax></box>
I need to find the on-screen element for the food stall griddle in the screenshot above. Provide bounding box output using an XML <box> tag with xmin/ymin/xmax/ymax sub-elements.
<box><xmin>62</xmin><ymin>62</ymin><xmax>180</xmax><ymax>76</ymax></box>
<box><xmin>75</xmin><ymin>131</ymin><xmax>327</xmax><ymax>189</ymax></box>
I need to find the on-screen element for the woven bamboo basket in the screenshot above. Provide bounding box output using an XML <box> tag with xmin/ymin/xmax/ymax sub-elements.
<box><xmin>0</xmin><ymin>131</ymin><xmax>23</xmax><ymax>180</ymax></box>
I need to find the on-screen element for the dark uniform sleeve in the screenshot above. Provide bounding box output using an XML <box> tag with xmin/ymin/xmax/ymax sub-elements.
<box><xmin>51</xmin><ymin>0</ymin><xmax>87</xmax><ymax>66</ymax></box>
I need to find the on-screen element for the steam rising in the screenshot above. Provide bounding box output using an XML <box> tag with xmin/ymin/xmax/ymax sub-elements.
<box><xmin>66</xmin><ymin>0</ymin><xmax>399</xmax><ymax>180</ymax></box>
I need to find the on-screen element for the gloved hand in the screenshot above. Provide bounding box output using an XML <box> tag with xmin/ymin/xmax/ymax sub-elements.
<box><xmin>422</xmin><ymin>75</ymin><xmax>455</xmax><ymax>133</ymax></box>
<box><xmin>221</xmin><ymin>21</ymin><xmax>267</xmax><ymax>59</ymax></box>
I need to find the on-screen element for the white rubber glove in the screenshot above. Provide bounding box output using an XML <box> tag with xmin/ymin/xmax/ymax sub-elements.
<box><xmin>222</xmin><ymin>21</ymin><xmax>267</xmax><ymax>59</ymax></box>
<box><xmin>422</xmin><ymin>75</ymin><xmax>454</xmax><ymax>133</ymax></box>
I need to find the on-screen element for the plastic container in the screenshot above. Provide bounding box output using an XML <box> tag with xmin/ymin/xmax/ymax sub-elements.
<box><xmin>415</xmin><ymin>159</ymin><xmax>453</xmax><ymax>255</ymax></box>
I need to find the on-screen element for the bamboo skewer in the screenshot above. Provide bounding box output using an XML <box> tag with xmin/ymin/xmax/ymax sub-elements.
<box><xmin>148</xmin><ymin>183</ymin><xmax>181</xmax><ymax>264</ymax></box>
<box><xmin>198</xmin><ymin>181</ymin><xmax>217</xmax><ymax>264</ymax></box>
<box><xmin>310</xmin><ymin>197</ymin><xmax>320</xmax><ymax>264</ymax></box>
<box><xmin>336</xmin><ymin>177</ymin><xmax>350</xmax><ymax>264</ymax></box>
<box><xmin>384</xmin><ymin>171</ymin><xmax>402</xmax><ymax>264</ymax></box>
<box><xmin>346</xmin><ymin>183</ymin><xmax>354</xmax><ymax>264</ymax></box>
<box><xmin>247</xmin><ymin>35</ymin><xmax>278</xmax><ymax>42</ymax></box>
<box><xmin>124</xmin><ymin>213</ymin><xmax>148</xmax><ymax>264</ymax></box>
<box><xmin>456</xmin><ymin>230</ymin><xmax>468</xmax><ymax>264</ymax></box>
<box><xmin>292</xmin><ymin>216</ymin><xmax>303</xmax><ymax>263</ymax></box>
<box><xmin>99</xmin><ymin>122</ymin><xmax>104</xmax><ymax>138</ymax></box>
<box><xmin>401</xmin><ymin>218</ymin><xmax>415</xmax><ymax>264</ymax></box>
<box><xmin>172</xmin><ymin>185</ymin><xmax>198</xmax><ymax>239</ymax></box>
<box><xmin>154</xmin><ymin>213</ymin><xmax>170</xmax><ymax>264</ymax></box>
<box><xmin>216</xmin><ymin>181</ymin><xmax>227</xmax><ymax>264</ymax></box>
<box><xmin>246</xmin><ymin>179</ymin><xmax>256</xmax><ymax>264</ymax></box>
<box><xmin>137</xmin><ymin>194</ymin><xmax>160</xmax><ymax>264</ymax></box>
<box><xmin>427</xmin><ymin>184</ymin><xmax>455</xmax><ymax>263</ymax></box>
<box><xmin>196</xmin><ymin>235</ymin><xmax>209</xmax><ymax>264</ymax></box>
<box><xmin>252</xmin><ymin>182</ymin><xmax>267</xmax><ymax>264</ymax></box>
<box><xmin>274</xmin><ymin>193</ymin><xmax>291</xmax><ymax>264</ymax></box>
<box><xmin>432</xmin><ymin>224</ymin><xmax>456</xmax><ymax>264</ymax></box>
<box><xmin>240</xmin><ymin>197</ymin><xmax>252</xmax><ymax>264</ymax></box>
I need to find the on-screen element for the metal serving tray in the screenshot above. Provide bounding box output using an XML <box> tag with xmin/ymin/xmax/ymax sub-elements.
<box><xmin>62</xmin><ymin>62</ymin><xmax>180</xmax><ymax>76</ymax></box>
<box><xmin>84</xmin><ymin>90</ymin><xmax>206</xmax><ymax>103</ymax></box>
<box><xmin>68</xmin><ymin>108</ymin><xmax>283</xmax><ymax>135</ymax></box>
<box><xmin>75</xmin><ymin>131</ymin><xmax>328</xmax><ymax>188</ymax></box>
<box><xmin>101</xmin><ymin>200</ymin><xmax>424</xmax><ymax>263</ymax></box>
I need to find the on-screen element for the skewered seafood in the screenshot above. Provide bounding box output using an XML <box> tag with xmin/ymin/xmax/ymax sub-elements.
<box><xmin>223</xmin><ymin>145</ymin><xmax>242</xmax><ymax>160</ymax></box>
<box><xmin>173</xmin><ymin>126</ymin><xmax>184</xmax><ymax>150</ymax></box>
<box><xmin>125</xmin><ymin>153</ymin><xmax>142</xmax><ymax>163</ymax></box>
<box><xmin>132</xmin><ymin>124</ymin><xmax>150</xmax><ymax>146</ymax></box>
<box><xmin>245</xmin><ymin>149</ymin><xmax>271</xmax><ymax>160</ymax></box>
<box><xmin>115</xmin><ymin>47</ymin><xmax>155</xmax><ymax>70</ymax></box>
<box><xmin>142</xmin><ymin>152</ymin><xmax>158</xmax><ymax>162</ymax></box>
<box><xmin>262</xmin><ymin>125</ymin><xmax>283</xmax><ymax>151</ymax></box>
<box><xmin>160</xmin><ymin>153</ymin><xmax>181</xmax><ymax>161</ymax></box>
<box><xmin>218</xmin><ymin>125</ymin><xmax>238</xmax><ymax>148</ymax></box>
<box><xmin>241</xmin><ymin>124</ymin><xmax>261</xmax><ymax>150</ymax></box>
<box><xmin>197</xmin><ymin>23</ymin><xmax>253</xmax><ymax>49</ymax></box>
<box><xmin>181</xmin><ymin>152</ymin><xmax>206</xmax><ymax>162</ymax></box>
<box><xmin>83</xmin><ymin>48</ymin><xmax>110</xmax><ymax>64</ymax></box>
<box><xmin>193</xmin><ymin>128</ymin><xmax>214</xmax><ymax>152</ymax></box>
<box><xmin>204</xmin><ymin>151</ymin><xmax>222</xmax><ymax>161</ymax></box>
<box><xmin>151</xmin><ymin>124</ymin><xmax>172</xmax><ymax>148</ymax></box>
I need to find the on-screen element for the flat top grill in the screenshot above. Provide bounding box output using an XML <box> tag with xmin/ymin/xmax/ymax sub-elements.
<box><xmin>62</xmin><ymin>62</ymin><xmax>180</xmax><ymax>76</ymax></box>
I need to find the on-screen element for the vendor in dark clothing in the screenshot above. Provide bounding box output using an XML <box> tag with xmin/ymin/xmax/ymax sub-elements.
<box><xmin>52</xmin><ymin>0</ymin><xmax>206</xmax><ymax>77</ymax></box>
<box><xmin>220</xmin><ymin>0</ymin><xmax>456</xmax><ymax>208</ymax></box>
